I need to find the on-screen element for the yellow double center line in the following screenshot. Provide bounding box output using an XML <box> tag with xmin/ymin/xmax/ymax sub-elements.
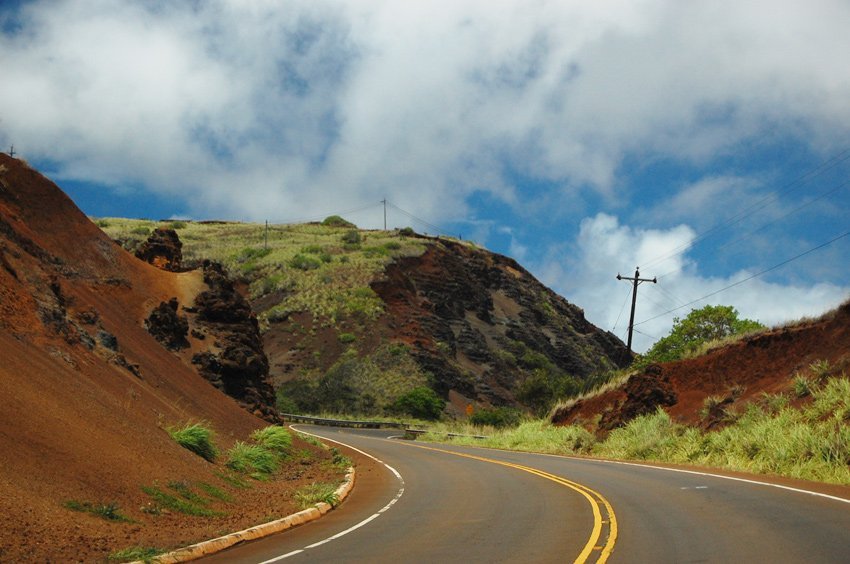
<box><xmin>400</xmin><ymin>442</ymin><xmax>617</xmax><ymax>563</ymax></box>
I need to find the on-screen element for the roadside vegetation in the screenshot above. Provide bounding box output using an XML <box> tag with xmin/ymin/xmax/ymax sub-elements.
<box><xmin>167</xmin><ymin>422</ymin><xmax>219</xmax><ymax>462</ymax></box>
<box><xmin>424</xmin><ymin>361</ymin><xmax>850</xmax><ymax>485</ymax></box>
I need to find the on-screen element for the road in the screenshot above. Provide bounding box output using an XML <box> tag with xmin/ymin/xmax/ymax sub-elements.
<box><xmin>201</xmin><ymin>426</ymin><xmax>850</xmax><ymax>563</ymax></box>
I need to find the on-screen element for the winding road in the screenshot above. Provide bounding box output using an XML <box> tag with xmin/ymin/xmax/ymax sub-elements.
<box><xmin>201</xmin><ymin>426</ymin><xmax>850</xmax><ymax>563</ymax></box>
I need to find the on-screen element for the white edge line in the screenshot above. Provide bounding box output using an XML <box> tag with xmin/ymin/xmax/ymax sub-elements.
<box><xmin>256</xmin><ymin>425</ymin><xmax>406</xmax><ymax>563</ymax></box>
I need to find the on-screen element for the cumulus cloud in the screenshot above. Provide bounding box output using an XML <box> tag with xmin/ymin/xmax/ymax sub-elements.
<box><xmin>1</xmin><ymin>0</ymin><xmax>849</xmax><ymax>223</ymax></box>
<box><xmin>540</xmin><ymin>214</ymin><xmax>849</xmax><ymax>352</ymax></box>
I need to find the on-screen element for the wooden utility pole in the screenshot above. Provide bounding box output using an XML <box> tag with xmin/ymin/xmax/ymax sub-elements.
<box><xmin>381</xmin><ymin>199</ymin><xmax>387</xmax><ymax>230</ymax></box>
<box><xmin>8</xmin><ymin>146</ymin><xmax>15</xmax><ymax>158</ymax></box>
<box><xmin>616</xmin><ymin>267</ymin><xmax>656</xmax><ymax>353</ymax></box>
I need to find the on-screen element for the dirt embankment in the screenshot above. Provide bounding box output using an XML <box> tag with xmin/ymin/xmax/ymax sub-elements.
<box><xmin>552</xmin><ymin>300</ymin><xmax>850</xmax><ymax>431</ymax></box>
<box><xmin>0</xmin><ymin>154</ymin><xmax>338</xmax><ymax>562</ymax></box>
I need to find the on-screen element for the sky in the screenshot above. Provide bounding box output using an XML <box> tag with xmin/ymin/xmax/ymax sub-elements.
<box><xmin>1</xmin><ymin>0</ymin><xmax>849</xmax><ymax>352</ymax></box>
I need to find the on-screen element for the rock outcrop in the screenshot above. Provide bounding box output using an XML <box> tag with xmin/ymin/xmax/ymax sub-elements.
<box><xmin>191</xmin><ymin>261</ymin><xmax>278</xmax><ymax>421</ymax></box>
<box><xmin>135</xmin><ymin>227</ymin><xmax>182</xmax><ymax>271</ymax></box>
<box><xmin>145</xmin><ymin>298</ymin><xmax>189</xmax><ymax>351</ymax></box>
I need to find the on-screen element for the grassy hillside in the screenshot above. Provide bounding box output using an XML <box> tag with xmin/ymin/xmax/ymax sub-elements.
<box><xmin>98</xmin><ymin>218</ymin><xmax>430</xmax><ymax>327</ymax></box>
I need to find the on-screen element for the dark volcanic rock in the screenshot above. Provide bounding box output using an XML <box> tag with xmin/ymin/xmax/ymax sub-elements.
<box><xmin>135</xmin><ymin>228</ymin><xmax>182</xmax><ymax>271</ymax></box>
<box><xmin>145</xmin><ymin>298</ymin><xmax>189</xmax><ymax>351</ymax></box>
<box><xmin>192</xmin><ymin>261</ymin><xmax>278</xmax><ymax>421</ymax></box>
<box><xmin>371</xmin><ymin>239</ymin><xmax>632</xmax><ymax>409</ymax></box>
<box><xmin>598</xmin><ymin>364</ymin><xmax>677</xmax><ymax>432</ymax></box>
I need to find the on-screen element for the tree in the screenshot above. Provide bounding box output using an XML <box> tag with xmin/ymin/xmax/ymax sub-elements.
<box><xmin>637</xmin><ymin>305</ymin><xmax>764</xmax><ymax>368</ymax></box>
<box><xmin>391</xmin><ymin>387</ymin><xmax>444</xmax><ymax>420</ymax></box>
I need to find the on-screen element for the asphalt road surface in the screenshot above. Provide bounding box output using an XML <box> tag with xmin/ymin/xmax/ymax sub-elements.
<box><xmin>201</xmin><ymin>426</ymin><xmax>850</xmax><ymax>563</ymax></box>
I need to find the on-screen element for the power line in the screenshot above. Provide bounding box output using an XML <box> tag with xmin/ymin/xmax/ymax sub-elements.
<box><xmin>611</xmin><ymin>286</ymin><xmax>633</xmax><ymax>333</ymax></box>
<box><xmin>635</xmin><ymin>229</ymin><xmax>850</xmax><ymax>327</ymax></box>
<box><xmin>276</xmin><ymin>201</ymin><xmax>383</xmax><ymax>226</ymax></box>
<box><xmin>386</xmin><ymin>201</ymin><xmax>455</xmax><ymax>236</ymax></box>
<box><xmin>641</xmin><ymin>147</ymin><xmax>850</xmax><ymax>271</ymax></box>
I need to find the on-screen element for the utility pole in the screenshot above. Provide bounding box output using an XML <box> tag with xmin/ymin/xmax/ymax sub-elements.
<box><xmin>616</xmin><ymin>267</ymin><xmax>656</xmax><ymax>353</ymax></box>
<box><xmin>381</xmin><ymin>198</ymin><xmax>387</xmax><ymax>230</ymax></box>
<box><xmin>264</xmin><ymin>220</ymin><xmax>269</xmax><ymax>250</ymax></box>
<box><xmin>8</xmin><ymin>145</ymin><xmax>15</xmax><ymax>158</ymax></box>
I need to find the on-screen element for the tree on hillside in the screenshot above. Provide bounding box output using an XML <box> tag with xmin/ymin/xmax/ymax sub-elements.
<box><xmin>636</xmin><ymin>305</ymin><xmax>765</xmax><ymax>368</ymax></box>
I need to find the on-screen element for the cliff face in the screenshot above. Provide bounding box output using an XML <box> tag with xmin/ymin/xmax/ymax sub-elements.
<box><xmin>372</xmin><ymin>238</ymin><xmax>631</xmax><ymax>411</ymax></box>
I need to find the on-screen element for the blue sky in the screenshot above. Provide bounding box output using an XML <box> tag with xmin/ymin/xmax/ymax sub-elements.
<box><xmin>2</xmin><ymin>0</ymin><xmax>849</xmax><ymax>351</ymax></box>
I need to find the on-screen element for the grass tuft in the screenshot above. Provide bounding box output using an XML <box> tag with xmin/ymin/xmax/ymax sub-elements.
<box><xmin>250</xmin><ymin>426</ymin><xmax>294</xmax><ymax>455</ymax></box>
<box><xmin>63</xmin><ymin>500</ymin><xmax>132</xmax><ymax>522</ymax></box>
<box><xmin>167</xmin><ymin>422</ymin><xmax>218</xmax><ymax>462</ymax></box>
<box><xmin>108</xmin><ymin>546</ymin><xmax>162</xmax><ymax>562</ymax></box>
<box><xmin>226</xmin><ymin>441</ymin><xmax>279</xmax><ymax>477</ymax></box>
<box><xmin>294</xmin><ymin>483</ymin><xmax>341</xmax><ymax>509</ymax></box>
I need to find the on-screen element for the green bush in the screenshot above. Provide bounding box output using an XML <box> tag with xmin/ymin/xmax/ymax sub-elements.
<box><xmin>469</xmin><ymin>407</ymin><xmax>523</xmax><ymax>428</ymax></box>
<box><xmin>131</xmin><ymin>226</ymin><xmax>151</xmax><ymax>236</ymax></box>
<box><xmin>391</xmin><ymin>387</ymin><xmax>444</xmax><ymax>420</ymax></box>
<box><xmin>341</xmin><ymin>230</ymin><xmax>362</xmax><ymax>244</ymax></box>
<box><xmin>338</xmin><ymin>332</ymin><xmax>356</xmax><ymax>344</ymax></box>
<box><xmin>399</xmin><ymin>227</ymin><xmax>415</xmax><ymax>237</ymax></box>
<box><xmin>289</xmin><ymin>253</ymin><xmax>322</xmax><ymax>271</ymax></box>
<box><xmin>322</xmin><ymin>215</ymin><xmax>356</xmax><ymax>228</ymax></box>
<box><xmin>169</xmin><ymin>220</ymin><xmax>187</xmax><ymax>229</ymax></box>
<box><xmin>250</xmin><ymin>426</ymin><xmax>293</xmax><ymax>455</ymax></box>
<box><xmin>167</xmin><ymin>422</ymin><xmax>218</xmax><ymax>462</ymax></box>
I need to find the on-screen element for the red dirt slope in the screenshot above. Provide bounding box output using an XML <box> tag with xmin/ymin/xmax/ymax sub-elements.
<box><xmin>552</xmin><ymin>300</ymin><xmax>850</xmax><ymax>431</ymax></box>
<box><xmin>0</xmin><ymin>155</ymin><xmax>335</xmax><ymax>562</ymax></box>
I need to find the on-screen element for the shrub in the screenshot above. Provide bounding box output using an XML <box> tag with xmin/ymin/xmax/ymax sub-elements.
<box><xmin>322</xmin><ymin>215</ymin><xmax>356</xmax><ymax>228</ymax></box>
<box><xmin>250</xmin><ymin>426</ymin><xmax>293</xmax><ymax>455</ymax></box>
<box><xmin>167</xmin><ymin>422</ymin><xmax>218</xmax><ymax>462</ymax></box>
<box><xmin>399</xmin><ymin>227</ymin><xmax>415</xmax><ymax>236</ymax></box>
<box><xmin>341</xmin><ymin>230</ymin><xmax>361</xmax><ymax>244</ymax></box>
<box><xmin>391</xmin><ymin>387</ymin><xmax>444</xmax><ymax>420</ymax></box>
<box><xmin>338</xmin><ymin>332</ymin><xmax>356</xmax><ymax>344</ymax></box>
<box><xmin>289</xmin><ymin>253</ymin><xmax>322</xmax><ymax>271</ymax></box>
<box><xmin>169</xmin><ymin>220</ymin><xmax>187</xmax><ymax>229</ymax></box>
<box><xmin>470</xmin><ymin>407</ymin><xmax>523</xmax><ymax>428</ymax></box>
<box><xmin>226</xmin><ymin>442</ymin><xmax>279</xmax><ymax>477</ymax></box>
<box><xmin>95</xmin><ymin>219</ymin><xmax>110</xmax><ymax>228</ymax></box>
<box><xmin>131</xmin><ymin>226</ymin><xmax>151</xmax><ymax>236</ymax></box>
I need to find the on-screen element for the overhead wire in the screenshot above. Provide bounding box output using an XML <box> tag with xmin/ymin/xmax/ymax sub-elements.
<box><xmin>640</xmin><ymin>147</ymin><xmax>850</xmax><ymax>272</ymax></box>
<box><xmin>634</xmin><ymin>229</ymin><xmax>850</xmax><ymax>327</ymax></box>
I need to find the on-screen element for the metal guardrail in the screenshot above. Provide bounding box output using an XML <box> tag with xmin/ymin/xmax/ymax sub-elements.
<box><xmin>281</xmin><ymin>413</ymin><xmax>407</xmax><ymax>429</ymax></box>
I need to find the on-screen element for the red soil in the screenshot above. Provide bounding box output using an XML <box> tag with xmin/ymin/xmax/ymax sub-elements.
<box><xmin>0</xmin><ymin>155</ymin><xmax>342</xmax><ymax>561</ymax></box>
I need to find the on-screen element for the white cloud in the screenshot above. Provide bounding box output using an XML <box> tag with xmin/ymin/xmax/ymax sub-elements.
<box><xmin>1</xmin><ymin>0</ymin><xmax>849</xmax><ymax>224</ymax></box>
<box><xmin>540</xmin><ymin>214</ymin><xmax>849</xmax><ymax>352</ymax></box>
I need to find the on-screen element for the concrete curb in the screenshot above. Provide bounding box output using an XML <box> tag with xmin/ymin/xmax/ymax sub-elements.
<box><xmin>132</xmin><ymin>468</ymin><xmax>355</xmax><ymax>564</ymax></box>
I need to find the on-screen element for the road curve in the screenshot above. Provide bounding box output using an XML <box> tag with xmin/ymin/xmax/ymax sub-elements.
<box><xmin>200</xmin><ymin>426</ymin><xmax>850</xmax><ymax>563</ymax></box>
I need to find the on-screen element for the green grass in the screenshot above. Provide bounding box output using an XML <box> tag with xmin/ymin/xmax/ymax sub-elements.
<box><xmin>197</xmin><ymin>482</ymin><xmax>233</xmax><ymax>502</ymax></box>
<box><xmin>214</xmin><ymin>471</ymin><xmax>252</xmax><ymax>490</ymax></box>
<box><xmin>294</xmin><ymin>483</ymin><xmax>341</xmax><ymax>509</ymax></box>
<box><xmin>63</xmin><ymin>500</ymin><xmax>132</xmax><ymax>522</ymax></box>
<box><xmin>108</xmin><ymin>546</ymin><xmax>162</xmax><ymax>562</ymax></box>
<box><xmin>167</xmin><ymin>422</ymin><xmax>218</xmax><ymax>462</ymax></box>
<box><xmin>250</xmin><ymin>426</ymin><xmax>293</xmax><ymax>455</ymax></box>
<box><xmin>226</xmin><ymin>441</ymin><xmax>279</xmax><ymax>478</ymax></box>
<box><xmin>140</xmin><ymin>485</ymin><xmax>223</xmax><ymax>517</ymax></box>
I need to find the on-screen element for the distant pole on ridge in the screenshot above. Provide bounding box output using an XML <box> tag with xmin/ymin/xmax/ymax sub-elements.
<box><xmin>616</xmin><ymin>267</ymin><xmax>657</xmax><ymax>353</ymax></box>
<box><xmin>8</xmin><ymin>145</ymin><xmax>15</xmax><ymax>158</ymax></box>
<box><xmin>264</xmin><ymin>220</ymin><xmax>269</xmax><ymax>250</ymax></box>
<box><xmin>381</xmin><ymin>198</ymin><xmax>387</xmax><ymax>230</ymax></box>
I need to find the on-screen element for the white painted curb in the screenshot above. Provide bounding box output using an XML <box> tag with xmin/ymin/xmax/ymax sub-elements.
<box><xmin>130</xmin><ymin>467</ymin><xmax>355</xmax><ymax>564</ymax></box>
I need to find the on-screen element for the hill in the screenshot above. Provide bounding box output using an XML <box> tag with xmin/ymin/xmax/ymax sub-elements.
<box><xmin>0</xmin><ymin>155</ymin><xmax>344</xmax><ymax>562</ymax></box>
<box><xmin>552</xmin><ymin>300</ymin><xmax>850</xmax><ymax>432</ymax></box>
<box><xmin>101</xmin><ymin>218</ymin><xmax>631</xmax><ymax>418</ymax></box>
